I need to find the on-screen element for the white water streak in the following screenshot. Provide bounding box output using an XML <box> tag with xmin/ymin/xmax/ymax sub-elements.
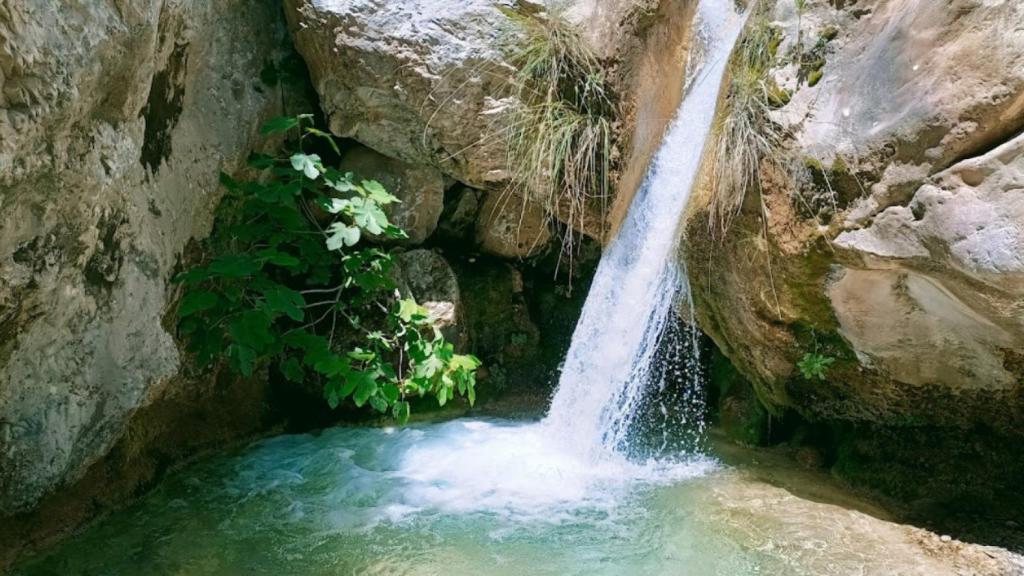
<box><xmin>543</xmin><ymin>0</ymin><xmax>748</xmax><ymax>460</ymax></box>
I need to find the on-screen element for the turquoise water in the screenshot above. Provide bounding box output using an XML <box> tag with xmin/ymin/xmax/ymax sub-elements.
<box><xmin>12</xmin><ymin>419</ymin><xmax>774</xmax><ymax>575</ymax></box>
<box><xmin>15</xmin><ymin>418</ymin><xmax>1009</xmax><ymax>575</ymax></box>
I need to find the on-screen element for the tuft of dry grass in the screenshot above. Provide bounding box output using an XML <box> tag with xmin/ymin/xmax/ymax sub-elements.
<box><xmin>709</xmin><ymin>10</ymin><xmax>790</xmax><ymax>235</ymax></box>
<box><xmin>499</xmin><ymin>5</ymin><xmax>619</xmax><ymax>266</ymax></box>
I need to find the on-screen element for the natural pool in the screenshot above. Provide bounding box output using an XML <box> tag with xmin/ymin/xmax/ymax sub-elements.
<box><xmin>14</xmin><ymin>418</ymin><xmax>1018</xmax><ymax>576</ymax></box>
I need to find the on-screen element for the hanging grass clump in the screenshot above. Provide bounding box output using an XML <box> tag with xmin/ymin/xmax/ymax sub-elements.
<box><xmin>500</xmin><ymin>6</ymin><xmax>620</xmax><ymax>263</ymax></box>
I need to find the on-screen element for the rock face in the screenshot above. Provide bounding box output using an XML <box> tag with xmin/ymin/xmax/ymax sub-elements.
<box><xmin>284</xmin><ymin>0</ymin><xmax>676</xmax><ymax>242</ymax></box>
<box><xmin>830</xmin><ymin>134</ymin><xmax>1024</xmax><ymax>399</ymax></box>
<box><xmin>775</xmin><ymin>0</ymin><xmax>1024</xmax><ymax>174</ymax></box>
<box><xmin>687</xmin><ymin>0</ymin><xmax>1024</xmax><ymax>428</ymax></box>
<box><xmin>684</xmin><ymin>0</ymin><xmax>1024</xmax><ymax>518</ymax></box>
<box><xmin>0</xmin><ymin>0</ymin><xmax>286</xmax><ymax>519</ymax></box>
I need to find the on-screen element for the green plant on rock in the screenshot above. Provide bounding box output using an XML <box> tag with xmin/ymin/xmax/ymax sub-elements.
<box><xmin>175</xmin><ymin>114</ymin><xmax>481</xmax><ymax>422</ymax></box>
<box><xmin>797</xmin><ymin>351</ymin><xmax>835</xmax><ymax>381</ymax></box>
<box><xmin>501</xmin><ymin>6</ymin><xmax>618</xmax><ymax>257</ymax></box>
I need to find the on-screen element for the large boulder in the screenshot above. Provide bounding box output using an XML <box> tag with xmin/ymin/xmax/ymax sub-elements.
<box><xmin>0</xmin><ymin>0</ymin><xmax>286</xmax><ymax>522</ymax></box>
<box><xmin>284</xmin><ymin>0</ymin><xmax>517</xmax><ymax>188</ymax></box>
<box><xmin>476</xmin><ymin>191</ymin><xmax>552</xmax><ymax>259</ymax></box>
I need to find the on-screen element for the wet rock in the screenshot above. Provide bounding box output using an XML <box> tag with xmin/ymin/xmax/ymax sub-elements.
<box><xmin>453</xmin><ymin>260</ymin><xmax>541</xmax><ymax>389</ymax></box>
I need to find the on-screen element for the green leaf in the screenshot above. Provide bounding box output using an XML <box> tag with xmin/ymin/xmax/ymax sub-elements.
<box><xmin>349</xmin><ymin>197</ymin><xmax>388</xmax><ymax>235</ymax></box>
<box><xmin>209</xmin><ymin>255</ymin><xmax>261</xmax><ymax>278</ymax></box>
<box><xmin>326</xmin><ymin>223</ymin><xmax>361</xmax><ymax>250</ymax></box>
<box><xmin>450</xmin><ymin>354</ymin><xmax>482</xmax><ymax>372</ymax></box>
<box><xmin>290</xmin><ymin>153</ymin><xmax>321</xmax><ymax>180</ymax></box>
<box><xmin>257</xmin><ymin>249</ymin><xmax>300</xmax><ymax>269</ymax></box>
<box><xmin>326</xmin><ymin>198</ymin><xmax>351</xmax><ymax>214</ymax></box>
<box><xmin>280</xmin><ymin>357</ymin><xmax>304</xmax><ymax>383</ymax></box>
<box><xmin>393</xmin><ymin>401</ymin><xmax>410</xmax><ymax>424</ymax></box>
<box><xmin>314</xmin><ymin>354</ymin><xmax>351</xmax><ymax>378</ymax></box>
<box><xmin>362</xmin><ymin>180</ymin><xmax>400</xmax><ymax>205</ymax></box>
<box><xmin>380</xmin><ymin>383</ymin><xmax>400</xmax><ymax>404</ymax></box>
<box><xmin>326</xmin><ymin>176</ymin><xmax>357</xmax><ymax>193</ymax></box>
<box><xmin>230</xmin><ymin>345</ymin><xmax>258</xmax><ymax>377</ymax></box>
<box><xmin>369</xmin><ymin>395</ymin><xmax>389</xmax><ymax>413</ymax></box>
<box><xmin>397</xmin><ymin>299</ymin><xmax>428</xmax><ymax>323</ymax></box>
<box><xmin>263</xmin><ymin>286</ymin><xmax>305</xmax><ymax>321</ymax></box>
<box><xmin>261</xmin><ymin>116</ymin><xmax>300</xmax><ymax>134</ymax></box>
<box><xmin>339</xmin><ymin>375</ymin><xmax>358</xmax><ymax>399</ymax></box>
<box><xmin>179</xmin><ymin>290</ymin><xmax>219</xmax><ymax>318</ymax></box>
<box><xmin>414</xmin><ymin>354</ymin><xmax>444</xmax><ymax>379</ymax></box>
<box><xmin>228</xmin><ymin>311</ymin><xmax>274</xmax><ymax>353</ymax></box>
<box><xmin>353</xmin><ymin>373</ymin><xmax>378</xmax><ymax>408</ymax></box>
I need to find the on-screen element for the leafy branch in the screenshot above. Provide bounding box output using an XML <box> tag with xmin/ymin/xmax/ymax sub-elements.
<box><xmin>175</xmin><ymin>115</ymin><xmax>481</xmax><ymax>422</ymax></box>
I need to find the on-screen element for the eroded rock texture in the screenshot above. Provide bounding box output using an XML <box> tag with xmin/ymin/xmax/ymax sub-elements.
<box><xmin>0</xmin><ymin>0</ymin><xmax>287</xmax><ymax>519</ymax></box>
<box><xmin>687</xmin><ymin>0</ymin><xmax>1024</xmax><ymax>430</ymax></box>
<box><xmin>682</xmin><ymin>2</ymin><xmax>1024</xmax><ymax>526</ymax></box>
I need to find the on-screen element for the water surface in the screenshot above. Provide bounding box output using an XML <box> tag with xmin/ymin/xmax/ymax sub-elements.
<box><xmin>15</xmin><ymin>419</ymin><xmax>1006</xmax><ymax>576</ymax></box>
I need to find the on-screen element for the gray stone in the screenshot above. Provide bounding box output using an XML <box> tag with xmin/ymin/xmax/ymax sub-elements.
<box><xmin>340</xmin><ymin>145</ymin><xmax>445</xmax><ymax>245</ymax></box>
<box><xmin>393</xmin><ymin>249</ymin><xmax>466</xmax><ymax>348</ymax></box>
<box><xmin>285</xmin><ymin>0</ymin><xmax>517</xmax><ymax>188</ymax></box>
<box><xmin>476</xmin><ymin>191</ymin><xmax>552</xmax><ymax>259</ymax></box>
<box><xmin>0</xmin><ymin>0</ymin><xmax>286</xmax><ymax>516</ymax></box>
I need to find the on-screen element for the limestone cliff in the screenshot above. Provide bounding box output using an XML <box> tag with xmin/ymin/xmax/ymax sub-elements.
<box><xmin>0</xmin><ymin>0</ymin><xmax>293</xmax><ymax>518</ymax></box>
<box><xmin>684</xmin><ymin>0</ymin><xmax>1024</xmax><ymax>524</ymax></box>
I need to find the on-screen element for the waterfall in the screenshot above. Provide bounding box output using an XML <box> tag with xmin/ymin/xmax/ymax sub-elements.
<box><xmin>543</xmin><ymin>0</ymin><xmax>748</xmax><ymax>460</ymax></box>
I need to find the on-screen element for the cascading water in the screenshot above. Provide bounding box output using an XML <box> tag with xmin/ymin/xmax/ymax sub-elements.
<box><xmin>544</xmin><ymin>0</ymin><xmax>748</xmax><ymax>461</ymax></box>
